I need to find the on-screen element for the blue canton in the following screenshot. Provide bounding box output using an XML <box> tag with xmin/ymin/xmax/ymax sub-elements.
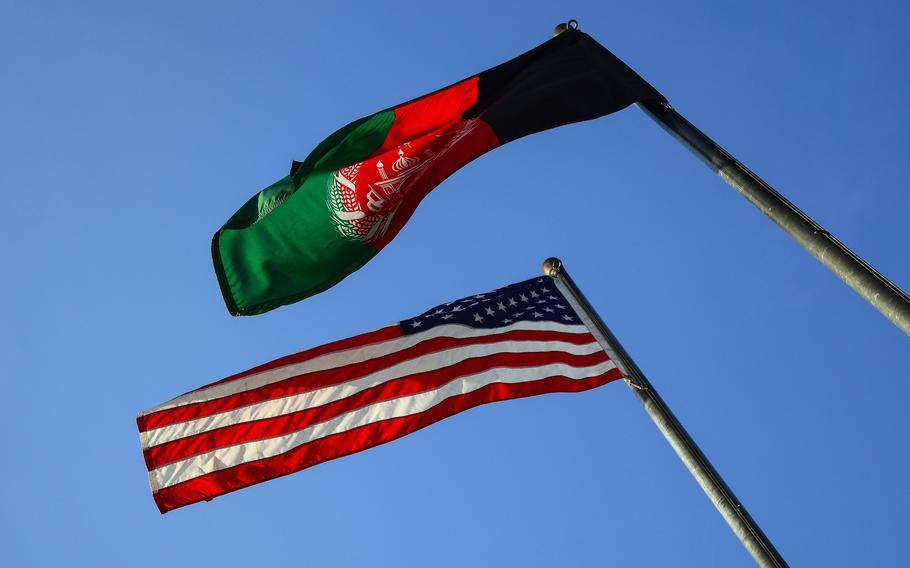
<box><xmin>400</xmin><ymin>276</ymin><xmax>580</xmax><ymax>335</ymax></box>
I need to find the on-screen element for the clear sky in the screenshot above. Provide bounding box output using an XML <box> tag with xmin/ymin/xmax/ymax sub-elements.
<box><xmin>2</xmin><ymin>1</ymin><xmax>908</xmax><ymax>566</ymax></box>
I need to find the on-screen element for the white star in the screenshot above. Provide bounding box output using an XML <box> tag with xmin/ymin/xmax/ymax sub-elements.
<box><xmin>541</xmin><ymin>287</ymin><xmax>551</xmax><ymax>293</ymax></box>
<box><xmin>530</xmin><ymin>291</ymin><xmax>539</xmax><ymax>298</ymax></box>
<box><xmin>536</xmin><ymin>278</ymin><xmax>544</xmax><ymax>283</ymax></box>
<box><xmin>548</xmin><ymin>295</ymin><xmax>558</xmax><ymax>300</ymax></box>
<box><xmin>555</xmin><ymin>304</ymin><xmax>566</xmax><ymax>309</ymax></box>
<box><xmin>508</xmin><ymin>297</ymin><xmax>518</xmax><ymax>307</ymax></box>
<box><xmin>410</xmin><ymin>320</ymin><xmax>422</xmax><ymax>328</ymax></box>
<box><xmin>485</xmin><ymin>306</ymin><xmax>495</xmax><ymax>316</ymax></box>
<box><xmin>544</xmin><ymin>307</ymin><xmax>554</xmax><ymax>313</ymax></box>
<box><xmin>474</xmin><ymin>293</ymin><xmax>486</xmax><ymax>299</ymax></box>
<box><xmin>513</xmin><ymin>312</ymin><xmax>523</xmax><ymax>318</ymax></box>
<box><xmin>502</xmin><ymin>318</ymin><xmax>513</xmax><ymax>324</ymax></box>
<box><xmin>434</xmin><ymin>308</ymin><xmax>445</xmax><ymax>315</ymax></box>
<box><xmin>497</xmin><ymin>301</ymin><xmax>507</xmax><ymax>311</ymax></box>
<box><xmin>519</xmin><ymin>293</ymin><xmax>528</xmax><ymax>302</ymax></box>
<box><xmin>442</xmin><ymin>314</ymin><xmax>453</xmax><ymax>320</ymax></box>
<box><xmin>451</xmin><ymin>305</ymin><xmax>464</xmax><ymax>312</ymax></box>
<box><xmin>537</xmin><ymin>299</ymin><xmax>547</xmax><ymax>304</ymax></box>
<box><xmin>532</xmin><ymin>311</ymin><xmax>543</xmax><ymax>318</ymax></box>
<box><xmin>473</xmin><ymin>313</ymin><xmax>483</xmax><ymax>323</ymax></box>
<box><xmin>562</xmin><ymin>314</ymin><xmax>574</xmax><ymax>321</ymax></box>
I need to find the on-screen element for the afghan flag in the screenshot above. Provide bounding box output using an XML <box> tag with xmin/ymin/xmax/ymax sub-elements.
<box><xmin>213</xmin><ymin>30</ymin><xmax>662</xmax><ymax>315</ymax></box>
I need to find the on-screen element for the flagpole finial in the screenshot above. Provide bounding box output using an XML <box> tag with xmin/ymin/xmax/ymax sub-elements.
<box><xmin>543</xmin><ymin>257</ymin><xmax>563</xmax><ymax>276</ymax></box>
<box><xmin>552</xmin><ymin>19</ymin><xmax>579</xmax><ymax>37</ymax></box>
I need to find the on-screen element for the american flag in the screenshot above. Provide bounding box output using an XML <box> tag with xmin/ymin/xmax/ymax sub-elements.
<box><xmin>137</xmin><ymin>275</ymin><xmax>623</xmax><ymax>513</ymax></box>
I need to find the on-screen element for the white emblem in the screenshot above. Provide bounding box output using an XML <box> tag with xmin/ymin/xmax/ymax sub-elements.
<box><xmin>326</xmin><ymin>119</ymin><xmax>478</xmax><ymax>244</ymax></box>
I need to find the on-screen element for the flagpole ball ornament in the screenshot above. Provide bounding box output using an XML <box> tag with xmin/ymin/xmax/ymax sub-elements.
<box><xmin>543</xmin><ymin>257</ymin><xmax>563</xmax><ymax>276</ymax></box>
<box><xmin>552</xmin><ymin>19</ymin><xmax>579</xmax><ymax>36</ymax></box>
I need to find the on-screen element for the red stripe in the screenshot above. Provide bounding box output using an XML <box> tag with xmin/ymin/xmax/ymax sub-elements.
<box><xmin>368</xmin><ymin>77</ymin><xmax>481</xmax><ymax>159</ymax></box>
<box><xmin>139</xmin><ymin>329</ymin><xmax>595</xmax><ymax>432</ymax></box>
<box><xmin>137</xmin><ymin>325</ymin><xmax>401</xmax><ymax>431</ymax></box>
<box><xmin>144</xmin><ymin>349</ymin><xmax>610</xmax><ymax>468</ymax></box>
<box><xmin>370</xmin><ymin>118</ymin><xmax>499</xmax><ymax>250</ymax></box>
<box><xmin>152</xmin><ymin>368</ymin><xmax>623</xmax><ymax>513</ymax></box>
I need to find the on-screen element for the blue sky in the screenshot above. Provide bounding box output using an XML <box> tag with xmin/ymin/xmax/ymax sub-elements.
<box><xmin>2</xmin><ymin>1</ymin><xmax>908</xmax><ymax>566</ymax></box>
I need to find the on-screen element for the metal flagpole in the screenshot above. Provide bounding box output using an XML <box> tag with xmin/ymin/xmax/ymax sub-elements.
<box><xmin>636</xmin><ymin>99</ymin><xmax>910</xmax><ymax>336</ymax></box>
<box><xmin>553</xmin><ymin>20</ymin><xmax>910</xmax><ymax>335</ymax></box>
<box><xmin>543</xmin><ymin>257</ymin><xmax>789</xmax><ymax>568</ymax></box>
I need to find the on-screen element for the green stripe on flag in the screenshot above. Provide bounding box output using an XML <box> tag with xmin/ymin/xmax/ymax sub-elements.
<box><xmin>213</xmin><ymin>110</ymin><xmax>395</xmax><ymax>315</ymax></box>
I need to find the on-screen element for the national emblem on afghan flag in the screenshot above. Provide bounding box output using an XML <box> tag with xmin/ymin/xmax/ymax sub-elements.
<box><xmin>138</xmin><ymin>275</ymin><xmax>623</xmax><ymax>512</ymax></box>
<box><xmin>212</xmin><ymin>30</ymin><xmax>662</xmax><ymax>315</ymax></box>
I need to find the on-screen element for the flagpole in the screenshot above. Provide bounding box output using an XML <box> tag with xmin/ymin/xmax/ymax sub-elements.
<box><xmin>636</xmin><ymin>99</ymin><xmax>910</xmax><ymax>335</ymax></box>
<box><xmin>543</xmin><ymin>257</ymin><xmax>789</xmax><ymax>568</ymax></box>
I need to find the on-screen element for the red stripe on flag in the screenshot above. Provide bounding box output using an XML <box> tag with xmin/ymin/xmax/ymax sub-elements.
<box><xmin>370</xmin><ymin>118</ymin><xmax>499</xmax><ymax>250</ymax></box>
<box><xmin>144</xmin><ymin>349</ymin><xmax>609</xmax><ymax>468</ymax></box>
<box><xmin>368</xmin><ymin>77</ymin><xmax>481</xmax><ymax>159</ymax></box>
<box><xmin>152</xmin><ymin>369</ymin><xmax>623</xmax><ymax>513</ymax></box>
<box><xmin>136</xmin><ymin>325</ymin><xmax>401</xmax><ymax>431</ymax></box>
<box><xmin>139</xmin><ymin>329</ymin><xmax>595</xmax><ymax>433</ymax></box>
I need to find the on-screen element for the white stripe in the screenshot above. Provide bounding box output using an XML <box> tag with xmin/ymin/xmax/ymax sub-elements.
<box><xmin>143</xmin><ymin>338</ymin><xmax>604</xmax><ymax>449</ymax></box>
<box><xmin>141</xmin><ymin>321</ymin><xmax>589</xmax><ymax>416</ymax></box>
<box><xmin>151</xmin><ymin>359</ymin><xmax>615</xmax><ymax>490</ymax></box>
<box><xmin>550</xmin><ymin>278</ymin><xmax>627</xmax><ymax>375</ymax></box>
